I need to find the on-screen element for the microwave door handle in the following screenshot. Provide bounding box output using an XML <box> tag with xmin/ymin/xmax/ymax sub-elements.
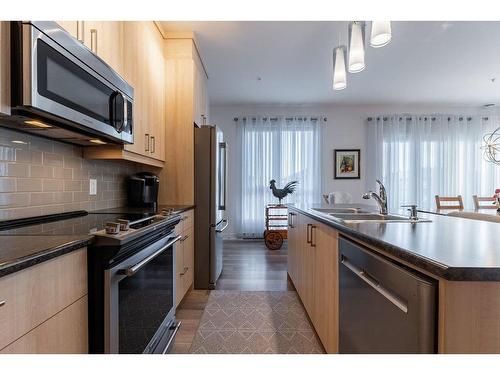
<box><xmin>118</xmin><ymin>235</ymin><xmax>182</xmax><ymax>277</ymax></box>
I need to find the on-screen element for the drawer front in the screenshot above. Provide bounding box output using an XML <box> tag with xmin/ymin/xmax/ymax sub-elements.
<box><xmin>1</xmin><ymin>296</ymin><xmax>88</xmax><ymax>354</ymax></box>
<box><xmin>175</xmin><ymin>241</ymin><xmax>185</xmax><ymax>307</ymax></box>
<box><xmin>0</xmin><ymin>248</ymin><xmax>88</xmax><ymax>349</ymax></box>
<box><xmin>182</xmin><ymin>228</ymin><xmax>194</xmax><ymax>292</ymax></box>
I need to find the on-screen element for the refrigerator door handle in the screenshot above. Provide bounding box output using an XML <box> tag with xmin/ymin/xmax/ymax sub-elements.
<box><xmin>218</xmin><ymin>142</ymin><xmax>227</xmax><ymax>210</ymax></box>
<box><xmin>215</xmin><ymin>219</ymin><xmax>229</xmax><ymax>233</ymax></box>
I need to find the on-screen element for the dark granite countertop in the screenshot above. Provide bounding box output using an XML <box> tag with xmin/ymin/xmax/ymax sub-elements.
<box><xmin>288</xmin><ymin>203</ymin><xmax>500</xmax><ymax>281</ymax></box>
<box><xmin>0</xmin><ymin>205</ymin><xmax>196</xmax><ymax>278</ymax></box>
<box><xmin>89</xmin><ymin>205</ymin><xmax>195</xmax><ymax>215</ymax></box>
<box><xmin>0</xmin><ymin>234</ymin><xmax>92</xmax><ymax>278</ymax></box>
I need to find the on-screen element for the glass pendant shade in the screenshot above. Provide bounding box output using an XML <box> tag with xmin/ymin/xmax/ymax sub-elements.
<box><xmin>370</xmin><ymin>21</ymin><xmax>392</xmax><ymax>48</ymax></box>
<box><xmin>348</xmin><ymin>21</ymin><xmax>366</xmax><ymax>73</ymax></box>
<box><xmin>333</xmin><ymin>46</ymin><xmax>347</xmax><ymax>90</ymax></box>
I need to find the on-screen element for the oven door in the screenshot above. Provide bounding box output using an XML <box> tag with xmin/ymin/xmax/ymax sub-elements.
<box><xmin>105</xmin><ymin>234</ymin><xmax>181</xmax><ymax>354</ymax></box>
<box><xmin>14</xmin><ymin>22</ymin><xmax>133</xmax><ymax>144</ymax></box>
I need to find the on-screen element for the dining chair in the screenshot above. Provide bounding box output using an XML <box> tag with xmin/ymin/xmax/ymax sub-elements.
<box><xmin>473</xmin><ymin>195</ymin><xmax>498</xmax><ymax>210</ymax></box>
<box><xmin>435</xmin><ymin>195</ymin><xmax>464</xmax><ymax>210</ymax></box>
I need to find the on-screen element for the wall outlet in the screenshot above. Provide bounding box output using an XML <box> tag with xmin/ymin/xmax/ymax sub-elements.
<box><xmin>89</xmin><ymin>179</ymin><xmax>97</xmax><ymax>196</ymax></box>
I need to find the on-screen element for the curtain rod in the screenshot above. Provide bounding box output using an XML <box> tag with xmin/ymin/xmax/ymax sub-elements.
<box><xmin>234</xmin><ymin>116</ymin><xmax>327</xmax><ymax>122</ymax></box>
<box><xmin>366</xmin><ymin>116</ymin><xmax>475</xmax><ymax>122</ymax></box>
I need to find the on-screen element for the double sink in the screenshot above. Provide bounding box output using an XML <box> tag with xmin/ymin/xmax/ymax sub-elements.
<box><xmin>312</xmin><ymin>207</ymin><xmax>430</xmax><ymax>223</ymax></box>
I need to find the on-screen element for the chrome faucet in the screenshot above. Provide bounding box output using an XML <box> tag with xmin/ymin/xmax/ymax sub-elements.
<box><xmin>363</xmin><ymin>179</ymin><xmax>388</xmax><ymax>215</ymax></box>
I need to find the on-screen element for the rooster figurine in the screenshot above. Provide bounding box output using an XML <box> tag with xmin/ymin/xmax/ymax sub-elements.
<box><xmin>269</xmin><ymin>179</ymin><xmax>299</xmax><ymax>204</ymax></box>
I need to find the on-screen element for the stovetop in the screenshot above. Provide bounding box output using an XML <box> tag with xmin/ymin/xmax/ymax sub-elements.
<box><xmin>0</xmin><ymin>209</ymin><xmax>180</xmax><ymax>238</ymax></box>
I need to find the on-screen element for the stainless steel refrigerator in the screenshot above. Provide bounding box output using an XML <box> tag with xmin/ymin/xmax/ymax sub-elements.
<box><xmin>194</xmin><ymin>125</ymin><xmax>228</xmax><ymax>289</ymax></box>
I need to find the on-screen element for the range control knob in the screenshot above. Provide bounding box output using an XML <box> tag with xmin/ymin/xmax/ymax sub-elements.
<box><xmin>117</xmin><ymin>219</ymin><xmax>130</xmax><ymax>231</ymax></box>
<box><xmin>105</xmin><ymin>222</ymin><xmax>120</xmax><ymax>235</ymax></box>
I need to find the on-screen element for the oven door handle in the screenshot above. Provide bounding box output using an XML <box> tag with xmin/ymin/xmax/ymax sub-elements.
<box><xmin>118</xmin><ymin>235</ymin><xmax>182</xmax><ymax>277</ymax></box>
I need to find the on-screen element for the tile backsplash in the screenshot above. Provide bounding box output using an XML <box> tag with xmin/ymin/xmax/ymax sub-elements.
<box><xmin>0</xmin><ymin>127</ymin><xmax>150</xmax><ymax>220</ymax></box>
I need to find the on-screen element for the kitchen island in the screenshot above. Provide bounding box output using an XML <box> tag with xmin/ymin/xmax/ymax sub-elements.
<box><xmin>287</xmin><ymin>203</ymin><xmax>500</xmax><ymax>354</ymax></box>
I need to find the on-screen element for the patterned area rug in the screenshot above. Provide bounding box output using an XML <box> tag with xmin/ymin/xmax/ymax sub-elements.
<box><xmin>189</xmin><ymin>291</ymin><xmax>324</xmax><ymax>354</ymax></box>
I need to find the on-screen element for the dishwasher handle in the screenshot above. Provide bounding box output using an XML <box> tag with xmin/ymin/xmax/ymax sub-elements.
<box><xmin>341</xmin><ymin>254</ymin><xmax>408</xmax><ymax>314</ymax></box>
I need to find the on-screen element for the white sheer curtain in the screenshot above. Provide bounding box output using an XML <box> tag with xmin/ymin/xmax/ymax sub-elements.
<box><xmin>366</xmin><ymin>114</ymin><xmax>500</xmax><ymax>211</ymax></box>
<box><xmin>237</xmin><ymin>116</ymin><xmax>322</xmax><ymax>237</ymax></box>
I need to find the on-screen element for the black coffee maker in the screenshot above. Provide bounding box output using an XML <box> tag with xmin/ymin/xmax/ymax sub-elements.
<box><xmin>127</xmin><ymin>172</ymin><xmax>160</xmax><ymax>208</ymax></box>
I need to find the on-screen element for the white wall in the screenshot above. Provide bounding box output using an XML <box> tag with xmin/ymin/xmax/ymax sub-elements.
<box><xmin>210</xmin><ymin>104</ymin><xmax>497</xmax><ymax>237</ymax></box>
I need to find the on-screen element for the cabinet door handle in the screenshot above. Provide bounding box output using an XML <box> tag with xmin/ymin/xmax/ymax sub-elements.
<box><xmin>288</xmin><ymin>212</ymin><xmax>296</xmax><ymax>228</ymax></box>
<box><xmin>90</xmin><ymin>28</ymin><xmax>97</xmax><ymax>53</ymax></box>
<box><xmin>151</xmin><ymin>136</ymin><xmax>155</xmax><ymax>154</ymax></box>
<box><xmin>0</xmin><ymin>300</ymin><xmax>5</xmax><ymax>307</ymax></box>
<box><xmin>310</xmin><ymin>225</ymin><xmax>317</xmax><ymax>247</ymax></box>
<box><xmin>179</xmin><ymin>267</ymin><xmax>189</xmax><ymax>276</ymax></box>
<box><xmin>76</xmin><ymin>21</ymin><xmax>85</xmax><ymax>43</ymax></box>
<box><xmin>306</xmin><ymin>224</ymin><xmax>312</xmax><ymax>244</ymax></box>
<box><xmin>145</xmin><ymin>134</ymin><xmax>150</xmax><ymax>152</ymax></box>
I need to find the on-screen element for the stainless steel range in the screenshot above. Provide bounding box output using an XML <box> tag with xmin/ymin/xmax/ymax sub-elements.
<box><xmin>0</xmin><ymin>208</ymin><xmax>183</xmax><ymax>354</ymax></box>
<box><xmin>88</xmin><ymin>209</ymin><xmax>182</xmax><ymax>354</ymax></box>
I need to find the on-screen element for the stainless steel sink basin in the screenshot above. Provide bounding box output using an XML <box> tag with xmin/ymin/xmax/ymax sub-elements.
<box><xmin>330</xmin><ymin>213</ymin><xmax>414</xmax><ymax>222</ymax></box>
<box><xmin>315</xmin><ymin>211</ymin><xmax>431</xmax><ymax>223</ymax></box>
<box><xmin>312</xmin><ymin>207</ymin><xmax>366</xmax><ymax>214</ymax></box>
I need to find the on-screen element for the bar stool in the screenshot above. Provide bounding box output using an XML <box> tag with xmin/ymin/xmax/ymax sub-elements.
<box><xmin>435</xmin><ymin>195</ymin><xmax>464</xmax><ymax>210</ymax></box>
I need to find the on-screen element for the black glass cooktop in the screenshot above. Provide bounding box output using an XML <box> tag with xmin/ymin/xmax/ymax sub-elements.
<box><xmin>0</xmin><ymin>212</ymin><xmax>156</xmax><ymax>236</ymax></box>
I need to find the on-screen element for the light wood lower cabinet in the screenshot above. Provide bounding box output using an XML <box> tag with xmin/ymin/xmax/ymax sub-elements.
<box><xmin>287</xmin><ymin>211</ymin><xmax>339</xmax><ymax>353</ymax></box>
<box><xmin>0</xmin><ymin>21</ymin><xmax>10</xmax><ymax>115</ymax></box>
<box><xmin>0</xmin><ymin>248</ymin><xmax>88</xmax><ymax>353</ymax></box>
<box><xmin>311</xmin><ymin>223</ymin><xmax>338</xmax><ymax>353</ymax></box>
<box><xmin>1</xmin><ymin>296</ymin><xmax>88</xmax><ymax>354</ymax></box>
<box><xmin>175</xmin><ymin>209</ymin><xmax>195</xmax><ymax>307</ymax></box>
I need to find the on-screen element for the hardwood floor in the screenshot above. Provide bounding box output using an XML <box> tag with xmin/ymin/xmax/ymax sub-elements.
<box><xmin>216</xmin><ymin>239</ymin><xmax>294</xmax><ymax>291</ymax></box>
<box><xmin>171</xmin><ymin>239</ymin><xmax>292</xmax><ymax>353</ymax></box>
<box><xmin>171</xmin><ymin>289</ymin><xmax>210</xmax><ymax>354</ymax></box>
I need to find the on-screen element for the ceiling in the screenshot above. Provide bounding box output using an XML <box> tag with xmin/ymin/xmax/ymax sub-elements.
<box><xmin>159</xmin><ymin>21</ymin><xmax>500</xmax><ymax>106</ymax></box>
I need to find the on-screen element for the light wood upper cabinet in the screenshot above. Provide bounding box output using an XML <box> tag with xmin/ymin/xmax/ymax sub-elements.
<box><xmin>0</xmin><ymin>22</ymin><xmax>10</xmax><ymax>115</ymax></box>
<box><xmin>193</xmin><ymin>58</ymin><xmax>209</xmax><ymax>126</ymax></box>
<box><xmin>55</xmin><ymin>21</ymin><xmax>123</xmax><ymax>76</ymax></box>
<box><xmin>55</xmin><ymin>20</ymin><xmax>81</xmax><ymax>40</ymax></box>
<box><xmin>83</xmin><ymin>21</ymin><xmax>124</xmax><ymax>77</ymax></box>
<box><xmin>122</xmin><ymin>21</ymin><xmax>165</xmax><ymax>162</ymax></box>
<box><xmin>158</xmin><ymin>33</ymin><xmax>209</xmax><ymax>205</ymax></box>
<box><xmin>84</xmin><ymin>21</ymin><xmax>165</xmax><ymax>167</ymax></box>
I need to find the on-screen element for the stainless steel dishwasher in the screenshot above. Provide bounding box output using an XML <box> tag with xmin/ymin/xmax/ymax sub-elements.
<box><xmin>339</xmin><ymin>237</ymin><xmax>437</xmax><ymax>353</ymax></box>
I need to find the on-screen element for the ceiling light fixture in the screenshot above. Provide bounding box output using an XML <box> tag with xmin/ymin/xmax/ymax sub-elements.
<box><xmin>348</xmin><ymin>21</ymin><xmax>366</xmax><ymax>73</ymax></box>
<box><xmin>370</xmin><ymin>21</ymin><xmax>392</xmax><ymax>48</ymax></box>
<box><xmin>332</xmin><ymin>46</ymin><xmax>347</xmax><ymax>90</ymax></box>
<box><xmin>24</xmin><ymin>120</ymin><xmax>52</xmax><ymax>128</ymax></box>
<box><xmin>89</xmin><ymin>139</ymin><xmax>107</xmax><ymax>145</ymax></box>
<box><xmin>482</xmin><ymin>127</ymin><xmax>500</xmax><ymax>165</ymax></box>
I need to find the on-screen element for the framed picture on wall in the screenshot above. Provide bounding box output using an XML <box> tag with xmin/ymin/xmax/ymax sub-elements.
<box><xmin>334</xmin><ymin>149</ymin><xmax>360</xmax><ymax>179</ymax></box>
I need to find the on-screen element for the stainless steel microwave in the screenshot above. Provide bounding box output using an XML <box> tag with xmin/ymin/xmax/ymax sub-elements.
<box><xmin>8</xmin><ymin>21</ymin><xmax>133</xmax><ymax>145</ymax></box>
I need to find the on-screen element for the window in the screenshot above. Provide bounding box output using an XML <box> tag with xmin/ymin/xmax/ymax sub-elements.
<box><xmin>237</xmin><ymin>116</ymin><xmax>322</xmax><ymax>237</ymax></box>
<box><xmin>368</xmin><ymin>115</ymin><xmax>500</xmax><ymax>211</ymax></box>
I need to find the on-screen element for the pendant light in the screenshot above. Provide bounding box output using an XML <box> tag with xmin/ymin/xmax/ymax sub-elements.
<box><xmin>332</xmin><ymin>46</ymin><xmax>347</xmax><ymax>90</ymax></box>
<box><xmin>370</xmin><ymin>21</ymin><xmax>392</xmax><ymax>48</ymax></box>
<box><xmin>348</xmin><ymin>21</ymin><xmax>366</xmax><ymax>73</ymax></box>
